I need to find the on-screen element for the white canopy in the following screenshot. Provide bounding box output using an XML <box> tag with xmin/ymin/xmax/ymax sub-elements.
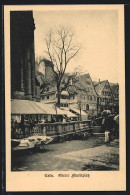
<box><xmin>11</xmin><ymin>99</ymin><xmax>47</xmax><ymax>115</ymax></box>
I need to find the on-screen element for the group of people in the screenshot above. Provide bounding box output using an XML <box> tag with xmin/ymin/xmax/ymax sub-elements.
<box><xmin>101</xmin><ymin>112</ymin><xmax>119</xmax><ymax>146</ymax></box>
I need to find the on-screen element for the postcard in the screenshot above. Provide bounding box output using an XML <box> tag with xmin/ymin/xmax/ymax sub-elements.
<box><xmin>4</xmin><ymin>5</ymin><xmax>126</xmax><ymax>191</ymax></box>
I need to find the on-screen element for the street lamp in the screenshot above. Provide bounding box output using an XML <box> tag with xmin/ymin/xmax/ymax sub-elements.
<box><xmin>77</xmin><ymin>100</ymin><xmax>82</xmax><ymax>121</ymax></box>
<box><xmin>54</xmin><ymin>103</ymin><xmax>57</xmax><ymax>115</ymax></box>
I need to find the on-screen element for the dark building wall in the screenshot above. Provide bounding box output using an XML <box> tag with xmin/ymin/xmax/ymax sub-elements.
<box><xmin>10</xmin><ymin>11</ymin><xmax>37</xmax><ymax>100</ymax></box>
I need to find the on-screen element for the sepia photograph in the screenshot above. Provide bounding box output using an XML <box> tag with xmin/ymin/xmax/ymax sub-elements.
<box><xmin>4</xmin><ymin>5</ymin><xmax>126</xmax><ymax>191</ymax></box>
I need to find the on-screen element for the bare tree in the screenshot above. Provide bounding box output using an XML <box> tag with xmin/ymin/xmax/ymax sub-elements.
<box><xmin>44</xmin><ymin>25</ymin><xmax>82</xmax><ymax>107</ymax></box>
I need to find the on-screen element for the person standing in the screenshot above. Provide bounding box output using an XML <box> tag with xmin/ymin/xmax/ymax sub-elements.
<box><xmin>104</xmin><ymin>114</ymin><xmax>112</xmax><ymax>146</ymax></box>
<box><xmin>105</xmin><ymin>129</ymin><xmax>110</xmax><ymax>146</ymax></box>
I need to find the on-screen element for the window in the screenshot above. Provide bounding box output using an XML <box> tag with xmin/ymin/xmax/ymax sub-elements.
<box><xmin>86</xmin><ymin>104</ymin><xmax>89</xmax><ymax>110</ymax></box>
<box><xmin>61</xmin><ymin>103</ymin><xmax>68</xmax><ymax>107</ymax></box>
<box><xmin>47</xmin><ymin>95</ymin><xmax>49</xmax><ymax>99</ymax></box>
<box><xmin>47</xmin><ymin>87</ymin><xmax>49</xmax><ymax>91</ymax></box>
<box><xmin>42</xmin><ymin>96</ymin><xmax>45</xmax><ymax>100</ymax></box>
<box><xmin>61</xmin><ymin>95</ymin><xmax>69</xmax><ymax>99</ymax></box>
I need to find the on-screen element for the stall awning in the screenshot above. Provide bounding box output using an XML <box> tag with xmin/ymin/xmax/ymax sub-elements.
<box><xmin>11</xmin><ymin>100</ymin><xmax>47</xmax><ymax>115</ymax></box>
<box><xmin>37</xmin><ymin>103</ymin><xmax>77</xmax><ymax>117</ymax></box>
<box><xmin>69</xmin><ymin>108</ymin><xmax>88</xmax><ymax>116</ymax></box>
<box><xmin>37</xmin><ymin>103</ymin><xmax>65</xmax><ymax>115</ymax></box>
<box><xmin>11</xmin><ymin>100</ymin><xmax>78</xmax><ymax>117</ymax></box>
<box><xmin>60</xmin><ymin>108</ymin><xmax>77</xmax><ymax>118</ymax></box>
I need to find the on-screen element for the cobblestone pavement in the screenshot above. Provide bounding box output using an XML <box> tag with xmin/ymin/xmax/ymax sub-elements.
<box><xmin>12</xmin><ymin>136</ymin><xmax>119</xmax><ymax>171</ymax></box>
<box><xmin>55</xmin><ymin>139</ymin><xmax>119</xmax><ymax>170</ymax></box>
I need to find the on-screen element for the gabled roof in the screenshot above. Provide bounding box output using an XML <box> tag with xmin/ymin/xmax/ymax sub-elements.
<box><xmin>93</xmin><ymin>81</ymin><xmax>98</xmax><ymax>86</ymax></box>
<box><xmin>95</xmin><ymin>80</ymin><xmax>107</xmax><ymax>95</ymax></box>
<box><xmin>68</xmin><ymin>73</ymin><xmax>97</xmax><ymax>96</ymax></box>
<box><xmin>95</xmin><ymin>80</ymin><xmax>113</xmax><ymax>96</ymax></box>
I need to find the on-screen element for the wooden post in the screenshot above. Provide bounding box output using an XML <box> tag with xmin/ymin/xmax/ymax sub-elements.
<box><xmin>21</xmin><ymin>115</ymin><xmax>25</xmax><ymax>138</ymax></box>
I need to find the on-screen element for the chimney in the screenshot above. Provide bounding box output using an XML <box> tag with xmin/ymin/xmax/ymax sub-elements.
<box><xmin>99</xmin><ymin>79</ymin><xmax>100</xmax><ymax>84</ymax></box>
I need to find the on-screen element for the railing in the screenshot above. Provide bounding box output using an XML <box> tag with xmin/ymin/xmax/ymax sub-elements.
<box><xmin>11</xmin><ymin>120</ymin><xmax>92</xmax><ymax>139</ymax></box>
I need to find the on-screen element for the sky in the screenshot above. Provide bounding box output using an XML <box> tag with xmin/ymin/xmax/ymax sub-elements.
<box><xmin>33</xmin><ymin>9</ymin><xmax>119</xmax><ymax>83</ymax></box>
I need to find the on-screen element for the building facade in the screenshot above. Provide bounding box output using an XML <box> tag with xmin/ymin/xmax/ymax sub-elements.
<box><xmin>68</xmin><ymin>74</ymin><xmax>98</xmax><ymax>116</ymax></box>
<box><xmin>39</xmin><ymin>60</ymin><xmax>98</xmax><ymax>116</ymax></box>
<box><xmin>38</xmin><ymin>58</ymin><xmax>70</xmax><ymax>107</ymax></box>
<box><xmin>110</xmin><ymin>83</ymin><xmax>119</xmax><ymax>114</ymax></box>
<box><xmin>94</xmin><ymin>80</ymin><xmax>114</xmax><ymax>114</ymax></box>
<box><xmin>38</xmin><ymin>58</ymin><xmax>119</xmax><ymax>116</ymax></box>
<box><xmin>10</xmin><ymin>11</ymin><xmax>40</xmax><ymax>101</ymax></box>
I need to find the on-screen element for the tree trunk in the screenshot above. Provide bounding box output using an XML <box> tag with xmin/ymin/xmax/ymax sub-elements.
<box><xmin>56</xmin><ymin>83</ymin><xmax>61</xmax><ymax>108</ymax></box>
<box><xmin>57</xmin><ymin>91</ymin><xmax>61</xmax><ymax>108</ymax></box>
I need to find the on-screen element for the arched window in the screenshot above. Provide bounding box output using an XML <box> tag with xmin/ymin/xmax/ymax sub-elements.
<box><xmin>86</xmin><ymin>104</ymin><xmax>89</xmax><ymax>110</ymax></box>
